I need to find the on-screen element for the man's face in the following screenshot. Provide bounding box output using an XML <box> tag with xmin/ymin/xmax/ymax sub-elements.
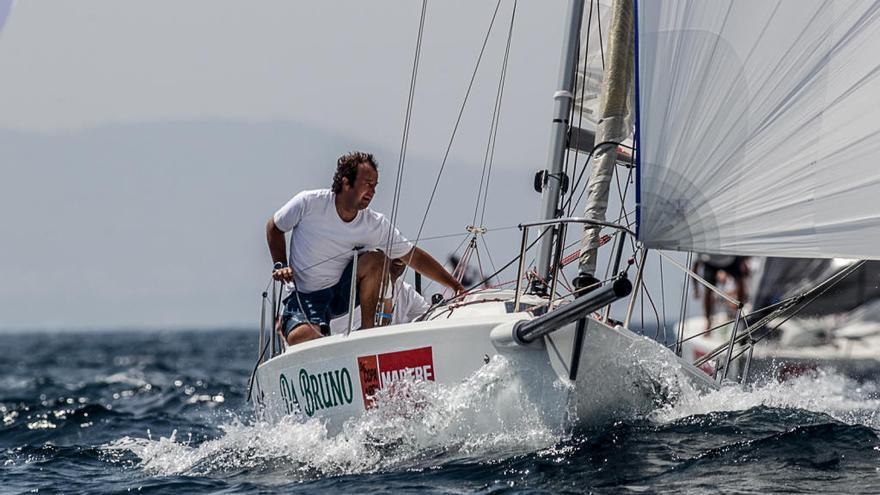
<box><xmin>346</xmin><ymin>163</ymin><xmax>378</xmax><ymax>210</ymax></box>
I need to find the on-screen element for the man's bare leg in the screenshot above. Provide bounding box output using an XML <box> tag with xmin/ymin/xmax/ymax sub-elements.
<box><xmin>357</xmin><ymin>251</ymin><xmax>387</xmax><ymax>329</ymax></box>
<box><xmin>703</xmin><ymin>289</ymin><xmax>713</xmax><ymax>330</ymax></box>
<box><xmin>287</xmin><ymin>323</ymin><xmax>323</xmax><ymax>346</ymax></box>
<box><xmin>735</xmin><ymin>278</ymin><xmax>746</xmax><ymax>306</ymax></box>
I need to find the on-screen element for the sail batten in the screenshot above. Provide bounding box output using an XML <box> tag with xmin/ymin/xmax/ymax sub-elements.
<box><xmin>635</xmin><ymin>0</ymin><xmax>880</xmax><ymax>260</ymax></box>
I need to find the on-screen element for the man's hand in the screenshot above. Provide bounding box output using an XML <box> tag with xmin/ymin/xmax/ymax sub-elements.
<box><xmin>273</xmin><ymin>266</ymin><xmax>294</xmax><ymax>282</ymax></box>
<box><xmin>402</xmin><ymin>247</ymin><xmax>468</xmax><ymax>297</ymax></box>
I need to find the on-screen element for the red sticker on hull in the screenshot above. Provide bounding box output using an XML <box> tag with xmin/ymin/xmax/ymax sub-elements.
<box><xmin>357</xmin><ymin>346</ymin><xmax>435</xmax><ymax>408</ymax></box>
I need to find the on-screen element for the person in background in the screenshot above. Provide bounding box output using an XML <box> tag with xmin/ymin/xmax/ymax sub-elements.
<box><xmin>328</xmin><ymin>257</ymin><xmax>430</xmax><ymax>334</ymax></box>
<box><xmin>266</xmin><ymin>151</ymin><xmax>464</xmax><ymax>346</ymax></box>
<box><xmin>692</xmin><ymin>254</ymin><xmax>749</xmax><ymax>329</ymax></box>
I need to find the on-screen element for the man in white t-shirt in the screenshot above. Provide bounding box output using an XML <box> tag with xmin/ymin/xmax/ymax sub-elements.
<box><xmin>328</xmin><ymin>257</ymin><xmax>431</xmax><ymax>334</ymax></box>
<box><xmin>266</xmin><ymin>151</ymin><xmax>464</xmax><ymax>346</ymax></box>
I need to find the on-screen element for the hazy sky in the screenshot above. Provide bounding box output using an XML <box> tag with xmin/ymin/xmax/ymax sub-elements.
<box><xmin>0</xmin><ymin>1</ymin><xmax>688</xmax><ymax>332</ymax></box>
<box><xmin>0</xmin><ymin>1</ymin><xmax>562</xmax><ymax>135</ymax></box>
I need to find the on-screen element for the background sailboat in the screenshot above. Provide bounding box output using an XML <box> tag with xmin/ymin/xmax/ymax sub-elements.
<box><xmin>682</xmin><ymin>258</ymin><xmax>880</xmax><ymax>381</ymax></box>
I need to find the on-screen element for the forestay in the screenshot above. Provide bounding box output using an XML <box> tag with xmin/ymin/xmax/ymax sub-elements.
<box><xmin>635</xmin><ymin>1</ymin><xmax>880</xmax><ymax>259</ymax></box>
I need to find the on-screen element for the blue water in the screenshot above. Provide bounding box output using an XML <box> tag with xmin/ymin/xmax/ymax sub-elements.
<box><xmin>2</xmin><ymin>330</ymin><xmax>879</xmax><ymax>494</ymax></box>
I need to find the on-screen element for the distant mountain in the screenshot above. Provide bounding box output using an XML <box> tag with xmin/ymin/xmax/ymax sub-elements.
<box><xmin>0</xmin><ymin>120</ymin><xmax>534</xmax><ymax>330</ymax></box>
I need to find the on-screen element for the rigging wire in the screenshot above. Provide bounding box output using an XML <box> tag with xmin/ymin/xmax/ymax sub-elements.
<box><xmin>639</xmin><ymin>277</ymin><xmax>645</xmax><ymax>331</ymax></box>
<box><xmin>417</xmin><ymin>228</ymin><xmax>549</xmax><ymax>320</ymax></box>
<box><xmin>559</xmin><ymin>140</ymin><xmax>630</xmax><ymax>214</ymax></box>
<box><xmin>389</xmin><ymin>0</ymin><xmax>513</xmax><ymax>300</ymax></box>
<box><xmin>694</xmin><ymin>261</ymin><xmax>868</xmax><ymax>370</ymax></box>
<box><xmin>469</xmin><ymin>227</ymin><xmax>549</xmax><ymax>292</ymax></box>
<box><xmin>596</xmin><ymin>0</ymin><xmax>605</xmax><ymax>69</ymax></box>
<box><xmin>386</xmin><ymin>0</ymin><xmax>428</xmax><ymax>246</ymax></box>
<box><xmin>480</xmin><ymin>235</ymin><xmax>498</xmax><ymax>274</ymax></box>
<box><xmin>378</xmin><ymin>0</ymin><xmax>428</xmax><ymax>324</ymax></box>
<box><xmin>474</xmin><ymin>0</ymin><xmax>517</xmax><ymax>229</ymax></box>
<box><xmin>246</xmin><ymin>287</ymin><xmax>273</xmax><ymax>402</ymax></box>
<box><xmin>390</xmin><ymin>9</ymin><xmax>428</xmax><ymax>241</ymax></box>
<box><xmin>675</xmin><ymin>251</ymin><xmax>694</xmax><ymax>355</ymax></box>
<box><xmin>431</xmin><ymin>0</ymin><xmax>518</xmax><ymax>297</ymax></box>
<box><xmin>672</xmin><ymin>296</ymin><xmax>793</xmax><ymax>349</ymax></box>
<box><xmin>725</xmin><ymin>261</ymin><xmax>868</xmax><ymax>367</ymax></box>
<box><xmin>566</xmin><ymin>1</ymin><xmax>638</xmax><ymax>301</ymax></box>
<box><xmin>564</xmin><ymin>0</ymin><xmax>595</xmax><ymax>217</ymax></box>
<box><xmin>442</xmin><ymin>0</ymin><xmax>517</xmax><ymax>294</ymax></box>
<box><xmin>418</xmin><ymin>232</ymin><xmax>474</xmax><ymax>294</ymax></box>
<box><xmin>615</xmin><ymin>151</ymin><xmax>639</xmax><ymax>255</ymax></box>
<box><xmin>409</xmin><ymin>0</ymin><xmax>504</xmax><ymax>257</ymax></box>
<box><xmin>658</xmin><ymin>251</ymin><xmax>669</xmax><ymax>345</ymax></box>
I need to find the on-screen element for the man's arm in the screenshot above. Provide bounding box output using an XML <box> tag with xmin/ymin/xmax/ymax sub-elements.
<box><xmin>400</xmin><ymin>247</ymin><xmax>465</xmax><ymax>294</ymax></box>
<box><xmin>266</xmin><ymin>217</ymin><xmax>293</xmax><ymax>282</ymax></box>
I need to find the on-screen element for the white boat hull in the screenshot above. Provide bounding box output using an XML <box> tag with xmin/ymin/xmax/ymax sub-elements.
<box><xmin>253</xmin><ymin>296</ymin><xmax>716</xmax><ymax>433</ymax></box>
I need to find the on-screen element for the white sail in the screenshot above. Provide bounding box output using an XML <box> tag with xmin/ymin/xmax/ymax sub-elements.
<box><xmin>636</xmin><ymin>0</ymin><xmax>880</xmax><ymax>259</ymax></box>
<box><xmin>571</xmin><ymin>0</ymin><xmax>636</xmax><ymax>156</ymax></box>
<box><xmin>0</xmin><ymin>0</ymin><xmax>13</xmax><ymax>33</ymax></box>
<box><xmin>571</xmin><ymin>0</ymin><xmax>612</xmax><ymax>142</ymax></box>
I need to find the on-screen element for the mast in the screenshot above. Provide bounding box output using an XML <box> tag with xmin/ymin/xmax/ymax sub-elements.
<box><xmin>576</xmin><ymin>0</ymin><xmax>634</xmax><ymax>288</ymax></box>
<box><xmin>534</xmin><ymin>0</ymin><xmax>585</xmax><ymax>287</ymax></box>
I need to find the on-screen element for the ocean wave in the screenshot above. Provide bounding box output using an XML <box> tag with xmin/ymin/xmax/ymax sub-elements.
<box><xmin>104</xmin><ymin>358</ymin><xmax>880</xmax><ymax>483</ymax></box>
<box><xmin>651</xmin><ymin>367</ymin><xmax>880</xmax><ymax>430</ymax></box>
<box><xmin>104</xmin><ymin>356</ymin><xmax>560</xmax><ymax>480</ymax></box>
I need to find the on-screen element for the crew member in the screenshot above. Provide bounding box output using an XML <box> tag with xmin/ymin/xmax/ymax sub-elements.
<box><xmin>328</xmin><ymin>257</ymin><xmax>430</xmax><ymax>334</ymax></box>
<box><xmin>266</xmin><ymin>151</ymin><xmax>464</xmax><ymax>346</ymax></box>
<box><xmin>692</xmin><ymin>254</ymin><xmax>749</xmax><ymax>329</ymax></box>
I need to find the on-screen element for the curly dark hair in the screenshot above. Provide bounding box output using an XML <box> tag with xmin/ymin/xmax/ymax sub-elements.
<box><xmin>332</xmin><ymin>151</ymin><xmax>378</xmax><ymax>194</ymax></box>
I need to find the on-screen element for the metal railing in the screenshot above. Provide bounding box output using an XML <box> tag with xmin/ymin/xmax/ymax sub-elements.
<box><xmin>513</xmin><ymin>217</ymin><xmax>635</xmax><ymax>312</ymax></box>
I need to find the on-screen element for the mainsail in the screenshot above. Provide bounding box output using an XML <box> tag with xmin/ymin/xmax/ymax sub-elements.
<box><xmin>635</xmin><ymin>1</ymin><xmax>880</xmax><ymax>260</ymax></box>
<box><xmin>570</xmin><ymin>0</ymin><xmax>635</xmax><ymax>155</ymax></box>
<box><xmin>570</xmin><ymin>0</ymin><xmax>614</xmax><ymax>153</ymax></box>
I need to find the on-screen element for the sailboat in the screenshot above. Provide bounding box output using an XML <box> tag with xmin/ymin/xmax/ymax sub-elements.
<box><xmin>681</xmin><ymin>259</ymin><xmax>880</xmax><ymax>381</ymax></box>
<box><xmin>249</xmin><ymin>0</ymin><xmax>880</xmax><ymax>433</ymax></box>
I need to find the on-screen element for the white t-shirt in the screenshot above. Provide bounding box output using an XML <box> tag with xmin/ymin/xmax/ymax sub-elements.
<box><xmin>273</xmin><ymin>189</ymin><xmax>414</xmax><ymax>293</ymax></box>
<box><xmin>328</xmin><ymin>280</ymin><xmax>430</xmax><ymax>334</ymax></box>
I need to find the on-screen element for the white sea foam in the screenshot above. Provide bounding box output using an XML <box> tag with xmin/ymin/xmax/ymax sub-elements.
<box><xmin>104</xmin><ymin>356</ymin><xmax>560</xmax><ymax>479</ymax></box>
<box><xmin>105</xmin><ymin>354</ymin><xmax>880</xmax><ymax>479</ymax></box>
<box><xmin>651</xmin><ymin>367</ymin><xmax>880</xmax><ymax>429</ymax></box>
<box><xmin>101</xmin><ymin>371</ymin><xmax>149</xmax><ymax>387</ymax></box>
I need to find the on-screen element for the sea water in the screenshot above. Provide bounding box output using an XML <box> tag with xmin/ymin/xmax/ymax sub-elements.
<box><xmin>1</xmin><ymin>330</ymin><xmax>878</xmax><ymax>494</ymax></box>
